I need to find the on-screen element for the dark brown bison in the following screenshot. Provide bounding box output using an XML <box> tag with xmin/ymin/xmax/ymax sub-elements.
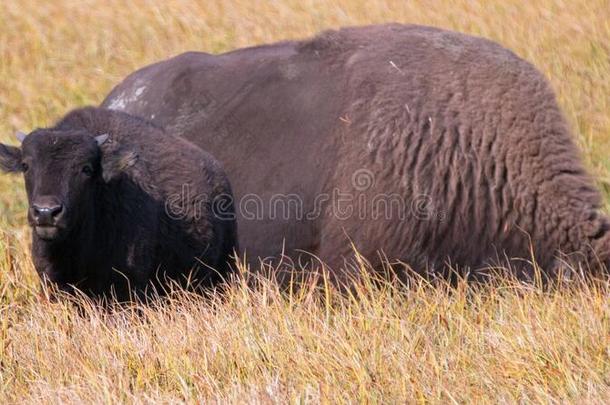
<box><xmin>101</xmin><ymin>24</ymin><xmax>610</xmax><ymax>279</ymax></box>
<box><xmin>0</xmin><ymin>107</ymin><xmax>237</xmax><ymax>300</ymax></box>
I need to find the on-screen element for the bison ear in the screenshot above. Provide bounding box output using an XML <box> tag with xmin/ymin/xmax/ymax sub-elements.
<box><xmin>0</xmin><ymin>143</ymin><xmax>23</xmax><ymax>173</ymax></box>
<box><xmin>95</xmin><ymin>133</ymin><xmax>109</xmax><ymax>146</ymax></box>
<box><xmin>100</xmin><ymin>147</ymin><xmax>138</xmax><ymax>183</ymax></box>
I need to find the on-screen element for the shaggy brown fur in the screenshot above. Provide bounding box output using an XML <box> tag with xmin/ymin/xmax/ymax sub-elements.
<box><xmin>102</xmin><ymin>24</ymin><xmax>610</xmax><ymax>279</ymax></box>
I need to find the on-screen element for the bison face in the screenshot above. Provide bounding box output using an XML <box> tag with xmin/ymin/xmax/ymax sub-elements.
<box><xmin>0</xmin><ymin>129</ymin><xmax>110</xmax><ymax>242</ymax></box>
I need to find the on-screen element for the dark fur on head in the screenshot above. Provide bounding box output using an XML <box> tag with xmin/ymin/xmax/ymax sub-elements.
<box><xmin>0</xmin><ymin>107</ymin><xmax>238</xmax><ymax>300</ymax></box>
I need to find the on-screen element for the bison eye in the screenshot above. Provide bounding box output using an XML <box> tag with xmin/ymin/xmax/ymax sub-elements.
<box><xmin>21</xmin><ymin>162</ymin><xmax>29</xmax><ymax>172</ymax></box>
<box><xmin>82</xmin><ymin>164</ymin><xmax>94</xmax><ymax>176</ymax></box>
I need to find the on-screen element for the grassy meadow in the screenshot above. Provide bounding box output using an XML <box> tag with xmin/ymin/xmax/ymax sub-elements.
<box><xmin>0</xmin><ymin>0</ymin><xmax>609</xmax><ymax>403</ymax></box>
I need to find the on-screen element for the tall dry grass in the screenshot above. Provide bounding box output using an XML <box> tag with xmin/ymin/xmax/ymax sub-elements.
<box><xmin>0</xmin><ymin>0</ymin><xmax>609</xmax><ymax>403</ymax></box>
<box><xmin>1</xmin><ymin>268</ymin><xmax>610</xmax><ymax>403</ymax></box>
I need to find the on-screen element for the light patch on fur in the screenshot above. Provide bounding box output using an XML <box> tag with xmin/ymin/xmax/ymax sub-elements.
<box><xmin>367</xmin><ymin>138</ymin><xmax>375</xmax><ymax>152</ymax></box>
<box><xmin>107</xmin><ymin>84</ymin><xmax>147</xmax><ymax>111</ymax></box>
<box><xmin>346</xmin><ymin>51</ymin><xmax>366</xmax><ymax>68</ymax></box>
<box><xmin>127</xmin><ymin>244</ymin><xmax>136</xmax><ymax>268</ymax></box>
<box><xmin>116</xmin><ymin>151</ymin><xmax>138</xmax><ymax>172</ymax></box>
<box><xmin>102</xmin><ymin>150</ymin><xmax>139</xmax><ymax>183</ymax></box>
<box><xmin>107</xmin><ymin>94</ymin><xmax>127</xmax><ymax>111</ymax></box>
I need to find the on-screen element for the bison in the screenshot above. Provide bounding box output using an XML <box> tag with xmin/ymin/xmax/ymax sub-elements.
<box><xmin>102</xmin><ymin>24</ymin><xmax>610</xmax><ymax>279</ymax></box>
<box><xmin>0</xmin><ymin>107</ymin><xmax>238</xmax><ymax>300</ymax></box>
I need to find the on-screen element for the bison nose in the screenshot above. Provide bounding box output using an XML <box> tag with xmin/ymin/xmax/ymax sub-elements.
<box><xmin>31</xmin><ymin>203</ymin><xmax>64</xmax><ymax>226</ymax></box>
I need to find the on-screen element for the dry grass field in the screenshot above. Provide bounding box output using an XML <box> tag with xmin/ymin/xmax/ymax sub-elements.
<box><xmin>0</xmin><ymin>0</ymin><xmax>609</xmax><ymax>403</ymax></box>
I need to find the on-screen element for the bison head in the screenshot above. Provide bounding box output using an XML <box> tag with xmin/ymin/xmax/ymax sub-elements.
<box><xmin>0</xmin><ymin>129</ymin><xmax>135</xmax><ymax>242</ymax></box>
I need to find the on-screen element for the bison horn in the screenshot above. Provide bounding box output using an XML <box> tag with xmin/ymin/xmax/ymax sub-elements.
<box><xmin>95</xmin><ymin>134</ymin><xmax>109</xmax><ymax>146</ymax></box>
<box><xmin>15</xmin><ymin>131</ymin><xmax>27</xmax><ymax>143</ymax></box>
